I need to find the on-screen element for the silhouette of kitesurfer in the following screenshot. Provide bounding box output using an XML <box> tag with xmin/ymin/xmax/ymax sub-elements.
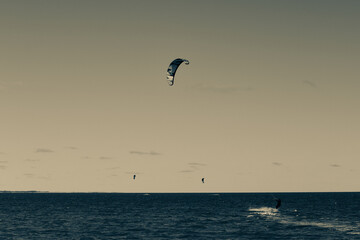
<box><xmin>275</xmin><ymin>198</ymin><xmax>281</xmax><ymax>209</ymax></box>
<box><xmin>133</xmin><ymin>175</ymin><xmax>136</xmax><ymax>180</ymax></box>
<box><xmin>202</xmin><ymin>178</ymin><xmax>205</xmax><ymax>183</ymax></box>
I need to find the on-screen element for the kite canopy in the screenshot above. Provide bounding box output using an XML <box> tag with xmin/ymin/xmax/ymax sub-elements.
<box><xmin>166</xmin><ymin>58</ymin><xmax>189</xmax><ymax>86</ymax></box>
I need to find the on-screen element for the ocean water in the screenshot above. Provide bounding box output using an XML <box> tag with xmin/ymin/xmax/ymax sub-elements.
<box><xmin>0</xmin><ymin>192</ymin><xmax>359</xmax><ymax>239</ymax></box>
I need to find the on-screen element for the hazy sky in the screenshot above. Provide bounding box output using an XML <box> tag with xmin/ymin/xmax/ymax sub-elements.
<box><xmin>1</xmin><ymin>0</ymin><xmax>359</xmax><ymax>192</ymax></box>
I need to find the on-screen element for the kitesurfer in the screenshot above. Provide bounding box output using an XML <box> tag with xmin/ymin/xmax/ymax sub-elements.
<box><xmin>275</xmin><ymin>198</ymin><xmax>281</xmax><ymax>209</ymax></box>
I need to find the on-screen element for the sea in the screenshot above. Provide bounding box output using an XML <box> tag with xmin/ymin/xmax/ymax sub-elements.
<box><xmin>0</xmin><ymin>192</ymin><xmax>359</xmax><ymax>239</ymax></box>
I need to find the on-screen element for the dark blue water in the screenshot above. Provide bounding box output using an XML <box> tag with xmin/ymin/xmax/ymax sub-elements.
<box><xmin>0</xmin><ymin>192</ymin><xmax>359</xmax><ymax>239</ymax></box>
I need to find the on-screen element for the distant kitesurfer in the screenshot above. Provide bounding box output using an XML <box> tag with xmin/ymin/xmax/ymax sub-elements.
<box><xmin>275</xmin><ymin>198</ymin><xmax>281</xmax><ymax>209</ymax></box>
<box><xmin>202</xmin><ymin>178</ymin><xmax>205</xmax><ymax>183</ymax></box>
<box><xmin>133</xmin><ymin>175</ymin><xmax>136</xmax><ymax>180</ymax></box>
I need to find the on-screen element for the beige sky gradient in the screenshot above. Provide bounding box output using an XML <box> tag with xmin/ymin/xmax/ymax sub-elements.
<box><xmin>1</xmin><ymin>0</ymin><xmax>360</xmax><ymax>192</ymax></box>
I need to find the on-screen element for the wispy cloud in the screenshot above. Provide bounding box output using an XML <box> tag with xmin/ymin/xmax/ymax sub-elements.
<box><xmin>106</xmin><ymin>167</ymin><xmax>121</xmax><ymax>170</ymax></box>
<box><xmin>125</xmin><ymin>171</ymin><xmax>141</xmax><ymax>175</ymax></box>
<box><xmin>37</xmin><ymin>176</ymin><xmax>51</xmax><ymax>180</ymax></box>
<box><xmin>24</xmin><ymin>173</ymin><xmax>35</xmax><ymax>178</ymax></box>
<box><xmin>179</xmin><ymin>170</ymin><xmax>194</xmax><ymax>173</ymax></box>
<box><xmin>83</xmin><ymin>156</ymin><xmax>113</xmax><ymax>160</ymax></box>
<box><xmin>188</xmin><ymin>163</ymin><xmax>207</xmax><ymax>166</ymax></box>
<box><xmin>303</xmin><ymin>80</ymin><xmax>317</xmax><ymax>88</ymax></box>
<box><xmin>183</xmin><ymin>162</ymin><xmax>207</xmax><ymax>172</ymax></box>
<box><xmin>0</xmin><ymin>165</ymin><xmax>7</xmax><ymax>170</ymax></box>
<box><xmin>24</xmin><ymin>173</ymin><xmax>50</xmax><ymax>180</ymax></box>
<box><xmin>330</xmin><ymin>164</ymin><xmax>341</xmax><ymax>168</ymax></box>
<box><xmin>191</xmin><ymin>83</ymin><xmax>253</xmax><ymax>93</ymax></box>
<box><xmin>0</xmin><ymin>80</ymin><xmax>23</xmax><ymax>91</ymax></box>
<box><xmin>65</xmin><ymin>146</ymin><xmax>78</xmax><ymax>150</ymax></box>
<box><xmin>25</xmin><ymin>159</ymin><xmax>40</xmax><ymax>162</ymax></box>
<box><xmin>237</xmin><ymin>171</ymin><xmax>252</xmax><ymax>175</ymax></box>
<box><xmin>36</xmin><ymin>148</ymin><xmax>54</xmax><ymax>153</ymax></box>
<box><xmin>188</xmin><ymin>162</ymin><xmax>207</xmax><ymax>170</ymax></box>
<box><xmin>272</xmin><ymin>162</ymin><xmax>282</xmax><ymax>166</ymax></box>
<box><xmin>0</xmin><ymin>160</ymin><xmax>8</xmax><ymax>163</ymax></box>
<box><xmin>130</xmin><ymin>151</ymin><xmax>161</xmax><ymax>156</ymax></box>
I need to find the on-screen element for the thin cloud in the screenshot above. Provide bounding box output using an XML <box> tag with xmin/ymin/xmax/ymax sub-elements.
<box><xmin>0</xmin><ymin>165</ymin><xmax>7</xmax><ymax>170</ymax></box>
<box><xmin>106</xmin><ymin>167</ymin><xmax>121</xmax><ymax>170</ymax></box>
<box><xmin>0</xmin><ymin>160</ymin><xmax>8</xmax><ymax>163</ymax></box>
<box><xmin>188</xmin><ymin>163</ymin><xmax>207</xmax><ymax>166</ymax></box>
<box><xmin>179</xmin><ymin>170</ymin><xmax>194</xmax><ymax>173</ymax></box>
<box><xmin>24</xmin><ymin>173</ymin><xmax>35</xmax><ymax>178</ymax></box>
<box><xmin>125</xmin><ymin>171</ymin><xmax>141</xmax><ymax>175</ymax></box>
<box><xmin>0</xmin><ymin>80</ymin><xmax>23</xmax><ymax>91</ymax></box>
<box><xmin>37</xmin><ymin>176</ymin><xmax>51</xmax><ymax>180</ymax></box>
<box><xmin>24</xmin><ymin>173</ymin><xmax>50</xmax><ymax>180</ymax></box>
<box><xmin>330</xmin><ymin>164</ymin><xmax>341</xmax><ymax>168</ymax></box>
<box><xmin>130</xmin><ymin>151</ymin><xmax>161</xmax><ymax>156</ymax></box>
<box><xmin>192</xmin><ymin>83</ymin><xmax>253</xmax><ymax>93</ymax></box>
<box><xmin>272</xmin><ymin>162</ymin><xmax>282</xmax><ymax>166</ymax></box>
<box><xmin>65</xmin><ymin>146</ymin><xmax>78</xmax><ymax>150</ymax></box>
<box><xmin>36</xmin><ymin>148</ymin><xmax>54</xmax><ymax>153</ymax></box>
<box><xmin>99</xmin><ymin>156</ymin><xmax>112</xmax><ymax>160</ymax></box>
<box><xmin>188</xmin><ymin>162</ymin><xmax>207</xmax><ymax>170</ymax></box>
<box><xmin>237</xmin><ymin>171</ymin><xmax>252</xmax><ymax>175</ymax></box>
<box><xmin>25</xmin><ymin>159</ymin><xmax>40</xmax><ymax>162</ymax></box>
<box><xmin>303</xmin><ymin>80</ymin><xmax>317</xmax><ymax>88</ymax></box>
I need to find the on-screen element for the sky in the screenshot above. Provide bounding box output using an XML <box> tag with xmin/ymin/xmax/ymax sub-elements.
<box><xmin>0</xmin><ymin>0</ymin><xmax>360</xmax><ymax>192</ymax></box>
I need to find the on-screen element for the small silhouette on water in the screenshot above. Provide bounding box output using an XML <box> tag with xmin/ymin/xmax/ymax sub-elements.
<box><xmin>202</xmin><ymin>178</ymin><xmax>205</xmax><ymax>183</ymax></box>
<box><xmin>275</xmin><ymin>198</ymin><xmax>281</xmax><ymax>209</ymax></box>
<box><xmin>133</xmin><ymin>175</ymin><xmax>136</xmax><ymax>180</ymax></box>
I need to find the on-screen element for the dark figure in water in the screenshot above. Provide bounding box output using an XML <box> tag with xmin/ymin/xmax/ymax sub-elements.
<box><xmin>133</xmin><ymin>175</ymin><xmax>136</xmax><ymax>180</ymax></box>
<box><xmin>202</xmin><ymin>178</ymin><xmax>205</xmax><ymax>183</ymax></box>
<box><xmin>275</xmin><ymin>198</ymin><xmax>281</xmax><ymax>209</ymax></box>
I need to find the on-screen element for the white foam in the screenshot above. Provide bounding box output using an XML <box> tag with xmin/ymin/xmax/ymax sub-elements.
<box><xmin>248</xmin><ymin>206</ymin><xmax>360</xmax><ymax>235</ymax></box>
<box><xmin>248</xmin><ymin>207</ymin><xmax>278</xmax><ymax>216</ymax></box>
<box><xmin>278</xmin><ymin>219</ymin><xmax>360</xmax><ymax>235</ymax></box>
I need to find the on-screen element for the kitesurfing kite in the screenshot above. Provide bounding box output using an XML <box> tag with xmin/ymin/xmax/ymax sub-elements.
<box><xmin>166</xmin><ymin>58</ymin><xmax>189</xmax><ymax>86</ymax></box>
<box><xmin>202</xmin><ymin>178</ymin><xmax>205</xmax><ymax>183</ymax></box>
<box><xmin>133</xmin><ymin>175</ymin><xmax>136</xmax><ymax>180</ymax></box>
